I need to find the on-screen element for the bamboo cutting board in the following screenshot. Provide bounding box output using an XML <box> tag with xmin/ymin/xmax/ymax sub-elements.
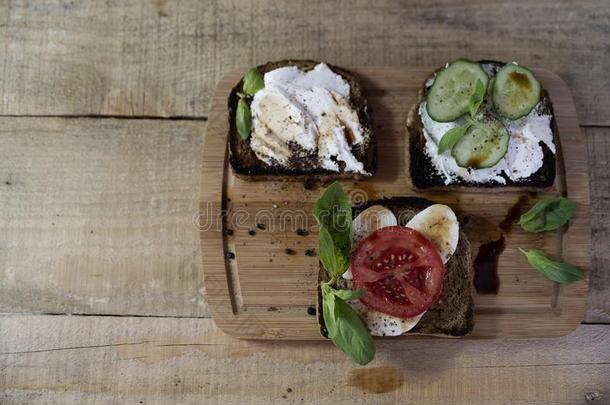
<box><xmin>200</xmin><ymin>66</ymin><xmax>590</xmax><ymax>340</ymax></box>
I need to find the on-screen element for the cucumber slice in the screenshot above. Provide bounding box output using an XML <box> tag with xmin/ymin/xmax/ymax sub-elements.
<box><xmin>451</xmin><ymin>118</ymin><xmax>509</xmax><ymax>169</ymax></box>
<box><xmin>492</xmin><ymin>64</ymin><xmax>541</xmax><ymax>119</ymax></box>
<box><xmin>426</xmin><ymin>59</ymin><xmax>489</xmax><ymax>122</ymax></box>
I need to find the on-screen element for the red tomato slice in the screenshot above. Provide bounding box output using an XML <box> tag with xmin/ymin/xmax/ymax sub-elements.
<box><xmin>351</xmin><ymin>226</ymin><xmax>445</xmax><ymax>318</ymax></box>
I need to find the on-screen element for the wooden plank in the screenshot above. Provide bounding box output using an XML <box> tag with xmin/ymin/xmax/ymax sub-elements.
<box><xmin>0</xmin><ymin>315</ymin><xmax>607</xmax><ymax>404</ymax></box>
<box><xmin>585</xmin><ymin>128</ymin><xmax>610</xmax><ymax>323</ymax></box>
<box><xmin>0</xmin><ymin>117</ymin><xmax>208</xmax><ymax>317</ymax></box>
<box><xmin>0</xmin><ymin>0</ymin><xmax>609</xmax><ymax>125</ymax></box>
<box><xmin>201</xmin><ymin>66</ymin><xmax>591</xmax><ymax>339</ymax></box>
<box><xmin>0</xmin><ymin>123</ymin><xmax>605</xmax><ymax>321</ymax></box>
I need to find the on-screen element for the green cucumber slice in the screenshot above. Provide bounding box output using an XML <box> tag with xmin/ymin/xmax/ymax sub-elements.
<box><xmin>451</xmin><ymin>118</ymin><xmax>509</xmax><ymax>169</ymax></box>
<box><xmin>492</xmin><ymin>64</ymin><xmax>541</xmax><ymax>119</ymax></box>
<box><xmin>426</xmin><ymin>59</ymin><xmax>489</xmax><ymax>122</ymax></box>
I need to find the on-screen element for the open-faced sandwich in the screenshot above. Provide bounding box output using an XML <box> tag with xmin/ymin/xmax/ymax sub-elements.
<box><xmin>407</xmin><ymin>59</ymin><xmax>557</xmax><ymax>188</ymax></box>
<box><xmin>314</xmin><ymin>183</ymin><xmax>473</xmax><ymax>364</ymax></box>
<box><xmin>228</xmin><ymin>60</ymin><xmax>376</xmax><ymax>180</ymax></box>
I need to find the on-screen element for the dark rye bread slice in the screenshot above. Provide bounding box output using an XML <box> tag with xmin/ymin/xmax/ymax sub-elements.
<box><xmin>228</xmin><ymin>60</ymin><xmax>376</xmax><ymax>181</ymax></box>
<box><xmin>407</xmin><ymin>60</ymin><xmax>557</xmax><ymax>189</ymax></box>
<box><xmin>318</xmin><ymin>197</ymin><xmax>474</xmax><ymax>338</ymax></box>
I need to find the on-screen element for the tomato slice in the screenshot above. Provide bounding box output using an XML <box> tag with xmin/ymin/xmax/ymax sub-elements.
<box><xmin>351</xmin><ymin>226</ymin><xmax>445</xmax><ymax>318</ymax></box>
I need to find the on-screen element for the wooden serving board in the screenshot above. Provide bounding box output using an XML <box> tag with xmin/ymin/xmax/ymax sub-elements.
<box><xmin>200</xmin><ymin>66</ymin><xmax>590</xmax><ymax>340</ymax></box>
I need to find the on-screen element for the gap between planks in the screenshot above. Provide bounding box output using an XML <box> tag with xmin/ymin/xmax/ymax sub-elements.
<box><xmin>0</xmin><ymin>114</ymin><xmax>208</xmax><ymax>121</ymax></box>
<box><xmin>0</xmin><ymin>114</ymin><xmax>609</xmax><ymax>130</ymax></box>
<box><xmin>1</xmin><ymin>312</ymin><xmax>608</xmax><ymax>325</ymax></box>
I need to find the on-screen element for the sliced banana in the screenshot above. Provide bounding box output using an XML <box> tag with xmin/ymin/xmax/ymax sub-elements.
<box><xmin>343</xmin><ymin>205</ymin><xmax>397</xmax><ymax>280</ymax></box>
<box><xmin>351</xmin><ymin>205</ymin><xmax>398</xmax><ymax>246</ymax></box>
<box><xmin>349</xmin><ymin>300</ymin><xmax>425</xmax><ymax>336</ymax></box>
<box><xmin>406</xmin><ymin>204</ymin><xmax>459</xmax><ymax>264</ymax></box>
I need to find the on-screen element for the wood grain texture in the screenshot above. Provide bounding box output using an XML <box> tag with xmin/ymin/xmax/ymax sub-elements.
<box><xmin>0</xmin><ymin>117</ymin><xmax>208</xmax><ymax>317</ymax></box>
<box><xmin>1</xmin><ymin>0</ymin><xmax>609</xmax><ymax>125</ymax></box>
<box><xmin>201</xmin><ymin>66</ymin><xmax>591</xmax><ymax>339</ymax></box>
<box><xmin>585</xmin><ymin>128</ymin><xmax>610</xmax><ymax>323</ymax></box>
<box><xmin>0</xmin><ymin>315</ymin><xmax>607</xmax><ymax>405</ymax></box>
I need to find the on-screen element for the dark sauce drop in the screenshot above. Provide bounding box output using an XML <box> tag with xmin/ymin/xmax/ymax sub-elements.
<box><xmin>474</xmin><ymin>237</ymin><xmax>505</xmax><ymax>294</ymax></box>
<box><xmin>499</xmin><ymin>195</ymin><xmax>528</xmax><ymax>233</ymax></box>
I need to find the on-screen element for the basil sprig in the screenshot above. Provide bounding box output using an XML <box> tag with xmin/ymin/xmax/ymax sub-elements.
<box><xmin>518</xmin><ymin>248</ymin><xmax>583</xmax><ymax>284</ymax></box>
<box><xmin>437</xmin><ymin>123</ymin><xmax>471</xmax><ymax>154</ymax></box>
<box><xmin>313</xmin><ymin>182</ymin><xmax>352</xmax><ymax>277</ymax></box>
<box><xmin>437</xmin><ymin>78</ymin><xmax>486</xmax><ymax>154</ymax></box>
<box><xmin>468</xmin><ymin>78</ymin><xmax>486</xmax><ymax>118</ymax></box>
<box><xmin>314</xmin><ymin>182</ymin><xmax>375</xmax><ymax>365</ymax></box>
<box><xmin>519</xmin><ymin>196</ymin><xmax>577</xmax><ymax>233</ymax></box>
<box><xmin>236</xmin><ymin>98</ymin><xmax>252</xmax><ymax>140</ymax></box>
<box><xmin>236</xmin><ymin>68</ymin><xmax>264</xmax><ymax>140</ymax></box>
<box><xmin>518</xmin><ymin>196</ymin><xmax>582</xmax><ymax>284</ymax></box>
<box><xmin>243</xmin><ymin>68</ymin><xmax>264</xmax><ymax>95</ymax></box>
<box><xmin>322</xmin><ymin>282</ymin><xmax>375</xmax><ymax>365</ymax></box>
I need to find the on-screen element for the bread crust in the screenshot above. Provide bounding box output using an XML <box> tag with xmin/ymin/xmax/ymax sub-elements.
<box><xmin>407</xmin><ymin>60</ymin><xmax>557</xmax><ymax>189</ymax></box>
<box><xmin>228</xmin><ymin>60</ymin><xmax>376</xmax><ymax>180</ymax></box>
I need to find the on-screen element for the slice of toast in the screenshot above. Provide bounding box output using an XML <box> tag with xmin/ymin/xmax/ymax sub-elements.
<box><xmin>407</xmin><ymin>60</ymin><xmax>557</xmax><ymax>189</ymax></box>
<box><xmin>318</xmin><ymin>197</ymin><xmax>474</xmax><ymax>338</ymax></box>
<box><xmin>228</xmin><ymin>60</ymin><xmax>376</xmax><ymax>181</ymax></box>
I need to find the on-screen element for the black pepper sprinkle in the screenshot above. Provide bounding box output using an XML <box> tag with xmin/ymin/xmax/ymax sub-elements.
<box><xmin>256</xmin><ymin>223</ymin><xmax>267</xmax><ymax>230</ymax></box>
<box><xmin>225</xmin><ymin>252</ymin><xmax>235</xmax><ymax>260</ymax></box>
<box><xmin>248</xmin><ymin>230</ymin><xmax>256</xmax><ymax>236</ymax></box>
<box><xmin>304</xmin><ymin>249</ymin><xmax>316</xmax><ymax>257</ymax></box>
<box><xmin>303</xmin><ymin>179</ymin><xmax>315</xmax><ymax>190</ymax></box>
<box><xmin>307</xmin><ymin>307</ymin><xmax>316</xmax><ymax>316</ymax></box>
<box><xmin>284</xmin><ymin>248</ymin><xmax>296</xmax><ymax>255</ymax></box>
<box><xmin>226</xmin><ymin>229</ymin><xmax>234</xmax><ymax>236</ymax></box>
<box><xmin>296</xmin><ymin>228</ymin><xmax>308</xmax><ymax>236</ymax></box>
<box><xmin>287</xmin><ymin>388</ymin><xmax>292</xmax><ymax>393</ymax></box>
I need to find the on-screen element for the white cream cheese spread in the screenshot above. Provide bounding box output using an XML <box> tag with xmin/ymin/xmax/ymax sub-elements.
<box><xmin>419</xmin><ymin>63</ymin><xmax>555</xmax><ymax>185</ymax></box>
<box><xmin>250</xmin><ymin>63</ymin><xmax>368</xmax><ymax>174</ymax></box>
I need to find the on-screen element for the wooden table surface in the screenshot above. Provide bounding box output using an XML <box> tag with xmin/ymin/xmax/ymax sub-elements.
<box><xmin>0</xmin><ymin>1</ymin><xmax>608</xmax><ymax>404</ymax></box>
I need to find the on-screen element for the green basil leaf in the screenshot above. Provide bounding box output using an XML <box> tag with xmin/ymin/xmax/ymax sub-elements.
<box><xmin>469</xmin><ymin>78</ymin><xmax>486</xmax><ymax>118</ymax></box>
<box><xmin>519</xmin><ymin>197</ymin><xmax>576</xmax><ymax>233</ymax></box>
<box><xmin>318</xmin><ymin>226</ymin><xmax>348</xmax><ymax>278</ymax></box>
<box><xmin>329</xmin><ymin>287</ymin><xmax>364</xmax><ymax>302</ymax></box>
<box><xmin>519</xmin><ymin>248</ymin><xmax>584</xmax><ymax>284</ymax></box>
<box><xmin>322</xmin><ymin>290</ymin><xmax>375</xmax><ymax>365</ymax></box>
<box><xmin>236</xmin><ymin>98</ymin><xmax>252</xmax><ymax>140</ymax></box>
<box><xmin>243</xmin><ymin>68</ymin><xmax>264</xmax><ymax>95</ymax></box>
<box><xmin>486</xmin><ymin>77</ymin><xmax>495</xmax><ymax>99</ymax></box>
<box><xmin>313</xmin><ymin>182</ymin><xmax>352</xmax><ymax>276</ymax></box>
<box><xmin>438</xmin><ymin>123</ymin><xmax>470</xmax><ymax>154</ymax></box>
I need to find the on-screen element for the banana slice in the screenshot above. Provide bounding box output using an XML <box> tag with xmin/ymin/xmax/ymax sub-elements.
<box><xmin>350</xmin><ymin>300</ymin><xmax>425</xmax><ymax>336</ymax></box>
<box><xmin>406</xmin><ymin>204</ymin><xmax>459</xmax><ymax>264</ymax></box>
<box><xmin>351</xmin><ymin>205</ymin><xmax>398</xmax><ymax>246</ymax></box>
<box><xmin>343</xmin><ymin>205</ymin><xmax>397</xmax><ymax>280</ymax></box>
